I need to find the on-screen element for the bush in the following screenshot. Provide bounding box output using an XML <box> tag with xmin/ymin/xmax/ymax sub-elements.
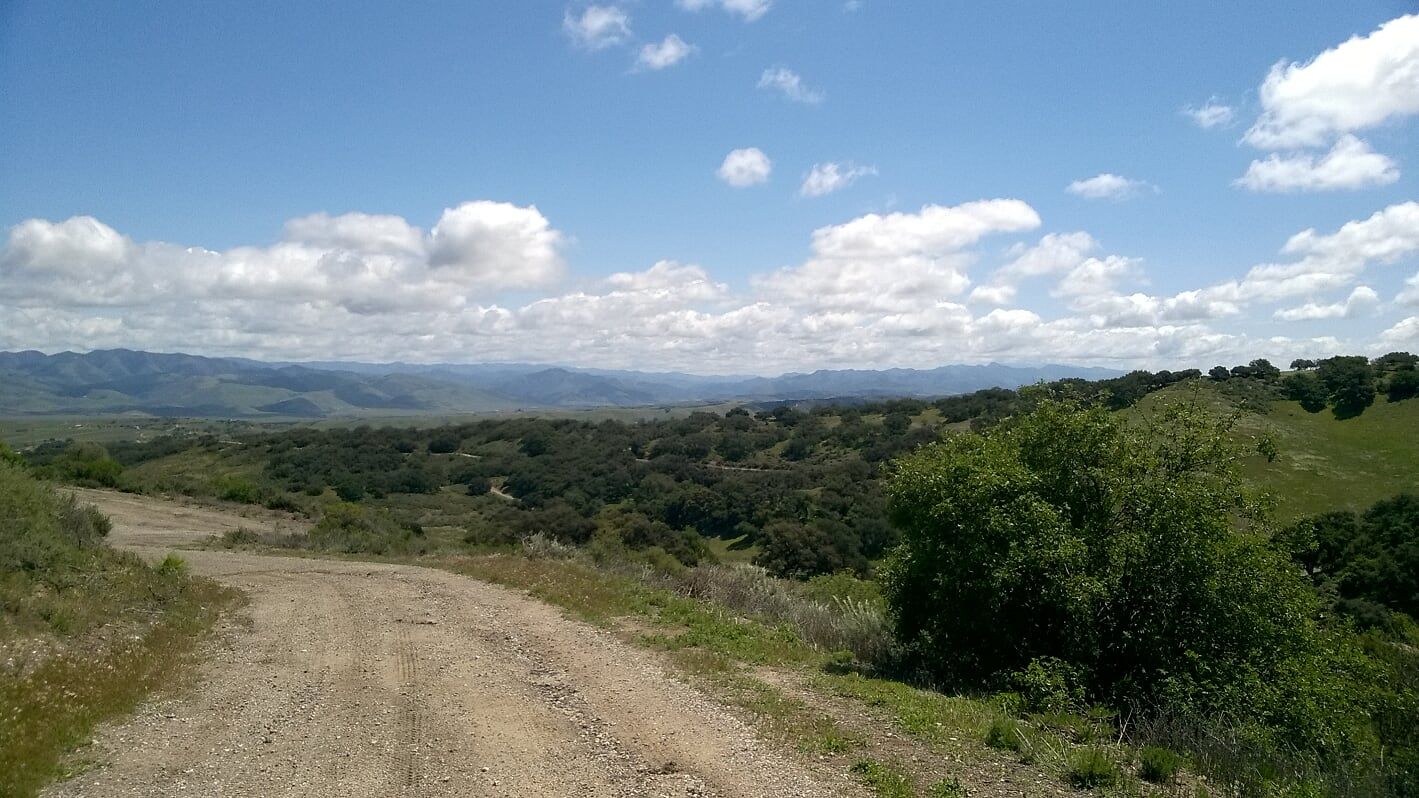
<box><xmin>882</xmin><ymin>398</ymin><xmax>1377</xmax><ymax>765</ymax></box>
<box><xmin>1011</xmin><ymin>657</ymin><xmax>1084</xmax><ymax>714</ymax></box>
<box><xmin>215</xmin><ymin>475</ymin><xmax>261</xmax><ymax>504</ymax></box>
<box><xmin>1388</xmin><ymin>369</ymin><xmax>1419</xmax><ymax>402</ymax></box>
<box><xmin>1138</xmin><ymin>746</ymin><xmax>1184</xmax><ymax>783</ymax></box>
<box><xmin>306</xmin><ymin>503</ymin><xmax>428</xmax><ymax>555</ymax></box>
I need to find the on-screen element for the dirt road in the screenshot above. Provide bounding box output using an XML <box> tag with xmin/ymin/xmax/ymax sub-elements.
<box><xmin>49</xmin><ymin>490</ymin><xmax>854</xmax><ymax>798</ymax></box>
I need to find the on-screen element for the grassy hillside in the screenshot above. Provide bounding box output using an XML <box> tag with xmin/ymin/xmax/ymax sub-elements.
<box><xmin>1136</xmin><ymin>381</ymin><xmax>1419</xmax><ymax>521</ymax></box>
<box><xmin>0</xmin><ymin>460</ymin><xmax>236</xmax><ymax>797</ymax></box>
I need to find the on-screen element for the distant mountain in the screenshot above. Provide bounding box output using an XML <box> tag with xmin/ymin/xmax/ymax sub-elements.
<box><xmin>0</xmin><ymin>350</ymin><xmax>514</xmax><ymax>418</ymax></box>
<box><xmin>0</xmin><ymin>349</ymin><xmax>1125</xmax><ymax>418</ymax></box>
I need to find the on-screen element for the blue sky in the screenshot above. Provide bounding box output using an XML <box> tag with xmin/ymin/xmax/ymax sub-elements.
<box><xmin>1</xmin><ymin>1</ymin><xmax>1418</xmax><ymax>372</ymax></box>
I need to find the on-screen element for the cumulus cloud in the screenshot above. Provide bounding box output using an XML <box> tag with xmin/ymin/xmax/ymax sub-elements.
<box><xmin>716</xmin><ymin>147</ymin><xmax>772</xmax><ymax>187</ymax></box>
<box><xmin>1183</xmin><ymin>99</ymin><xmax>1235</xmax><ymax>129</ymax></box>
<box><xmin>1065</xmin><ymin>173</ymin><xmax>1154</xmax><ymax>200</ymax></box>
<box><xmin>799</xmin><ymin>162</ymin><xmax>876</xmax><ymax>197</ymax></box>
<box><xmin>677</xmin><ymin>0</ymin><xmax>771</xmax><ymax>22</ymax></box>
<box><xmin>969</xmin><ymin>232</ymin><xmax>1098</xmax><ymax>305</ymax></box>
<box><xmin>1397</xmin><ymin>272</ymin><xmax>1419</xmax><ymax>306</ymax></box>
<box><xmin>1380</xmin><ymin>316</ymin><xmax>1419</xmax><ymax>348</ymax></box>
<box><xmin>1236</xmin><ymin>135</ymin><xmax>1400</xmax><ymax>192</ymax></box>
<box><xmin>757</xmin><ymin>67</ymin><xmax>824</xmax><ymax>104</ymax></box>
<box><xmin>635</xmin><ymin>34</ymin><xmax>695</xmax><ymax>70</ymax></box>
<box><xmin>0</xmin><ymin>201</ymin><xmax>564</xmax><ymax>315</ymax></box>
<box><xmin>563</xmin><ymin>5</ymin><xmax>632</xmax><ymax>50</ymax></box>
<box><xmin>1274</xmin><ymin>286</ymin><xmax>1381</xmax><ymax>321</ymax></box>
<box><xmin>3</xmin><ymin>199</ymin><xmax>1414</xmax><ymax>373</ymax></box>
<box><xmin>1244</xmin><ymin>14</ymin><xmax>1419</xmax><ymax>149</ymax></box>
<box><xmin>1235</xmin><ymin>201</ymin><xmax>1419</xmax><ymax>300</ymax></box>
<box><xmin>754</xmin><ymin>200</ymin><xmax>1041</xmax><ymax>315</ymax></box>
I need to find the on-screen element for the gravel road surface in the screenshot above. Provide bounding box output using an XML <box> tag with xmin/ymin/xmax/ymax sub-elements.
<box><xmin>47</xmin><ymin>489</ymin><xmax>853</xmax><ymax>798</ymax></box>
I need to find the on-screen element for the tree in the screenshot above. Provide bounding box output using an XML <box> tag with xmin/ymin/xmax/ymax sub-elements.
<box><xmin>882</xmin><ymin>412</ymin><xmax>913</xmax><ymax>436</ymax></box>
<box><xmin>1372</xmin><ymin>351</ymin><xmax>1418</xmax><ymax>372</ymax></box>
<box><xmin>1291</xmin><ymin>358</ymin><xmax>1316</xmax><ymax>371</ymax></box>
<box><xmin>1247</xmin><ymin>358</ymin><xmax>1281</xmax><ymax>381</ymax></box>
<box><xmin>1317</xmin><ymin>356</ymin><xmax>1377</xmax><ymax>418</ymax></box>
<box><xmin>427</xmin><ymin>433</ymin><xmax>461</xmax><ymax>454</ymax></box>
<box><xmin>1386</xmin><ymin>369</ymin><xmax>1419</xmax><ymax>402</ymax></box>
<box><xmin>1282</xmin><ymin>371</ymin><xmax>1328</xmax><ymax>413</ymax></box>
<box><xmin>882</xmin><ymin>399</ymin><xmax>1374</xmax><ymax>756</ymax></box>
<box><xmin>754</xmin><ymin>519</ymin><xmax>865</xmax><ymax>578</ymax></box>
<box><xmin>1208</xmin><ymin>365</ymin><xmax>1231</xmax><ymax>380</ymax></box>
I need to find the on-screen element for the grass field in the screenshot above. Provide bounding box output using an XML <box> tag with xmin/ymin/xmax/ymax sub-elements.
<box><xmin>1137</xmin><ymin>382</ymin><xmax>1419</xmax><ymax>522</ymax></box>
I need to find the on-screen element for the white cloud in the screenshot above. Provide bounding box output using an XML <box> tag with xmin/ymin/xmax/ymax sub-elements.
<box><xmin>1380</xmin><ymin>316</ymin><xmax>1419</xmax><ymax>348</ymax></box>
<box><xmin>716</xmin><ymin>147</ymin><xmax>772</xmax><ymax>187</ymax></box>
<box><xmin>1236</xmin><ymin>135</ymin><xmax>1400</xmax><ymax>192</ymax></box>
<box><xmin>1192</xmin><ymin>202</ymin><xmax>1419</xmax><ymax>305</ymax></box>
<box><xmin>967</xmin><ymin>284</ymin><xmax>1016</xmax><ymax>305</ymax></box>
<box><xmin>1274</xmin><ymin>286</ymin><xmax>1380</xmax><ymax>321</ymax></box>
<box><xmin>754</xmin><ymin>200</ymin><xmax>1041</xmax><ymax>315</ymax></box>
<box><xmin>635</xmin><ymin>34</ymin><xmax>695</xmax><ymax>70</ymax></box>
<box><xmin>4</xmin><ymin>200</ymin><xmax>1415</xmax><ymax>373</ymax></box>
<box><xmin>757</xmin><ymin>67</ymin><xmax>824</xmax><ymax>104</ymax></box>
<box><xmin>1054</xmin><ymin>256</ymin><xmax>1142</xmax><ymax>300</ymax></box>
<box><xmin>799</xmin><ymin>162</ymin><xmax>877</xmax><ymax>197</ymax></box>
<box><xmin>677</xmin><ymin>0</ymin><xmax>772</xmax><ymax>22</ymax></box>
<box><xmin>968</xmin><ymin>232</ymin><xmax>1098</xmax><ymax>305</ymax></box>
<box><xmin>283</xmin><ymin>212</ymin><xmax>424</xmax><ymax>256</ymax></box>
<box><xmin>426</xmin><ymin>201</ymin><xmax>565</xmax><ymax>291</ymax></box>
<box><xmin>1065</xmin><ymin>173</ymin><xmax>1154</xmax><ymax>200</ymax></box>
<box><xmin>1183</xmin><ymin>99</ymin><xmax>1235</xmax><ymax>129</ymax></box>
<box><xmin>1</xmin><ymin>202</ymin><xmax>564</xmax><ymax>315</ymax></box>
<box><xmin>563</xmin><ymin>5</ymin><xmax>632</xmax><ymax>51</ymax></box>
<box><xmin>1244</xmin><ymin>14</ymin><xmax>1419</xmax><ymax>149</ymax></box>
<box><xmin>1398</xmin><ymin>272</ymin><xmax>1419</xmax><ymax>306</ymax></box>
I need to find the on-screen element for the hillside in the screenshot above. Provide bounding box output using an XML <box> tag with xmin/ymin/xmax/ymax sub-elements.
<box><xmin>1136</xmin><ymin>381</ymin><xmax>1419</xmax><ymax>521</ymax></box>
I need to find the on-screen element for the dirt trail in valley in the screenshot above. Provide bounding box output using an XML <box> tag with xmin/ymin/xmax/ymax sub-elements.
<box><xmin>48</xmin><ymin>489</ymin><xmax>856</xmax><ymax>798</ymax></box>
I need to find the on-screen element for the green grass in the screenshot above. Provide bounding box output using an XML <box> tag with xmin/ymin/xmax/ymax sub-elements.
<box><xmin>1242</xmin><ymin>396</ymin><xmax>1419</xmax><ymax>520</ymax></box>
<box><xmin>1136</xmin><ymin>382</ymin><xmax>1419</xmax><ymax>521</ymax></box>
<box><xmin>851</xmin><ymin>758</ymin><xmax>918</xmax><ymax>798</ymax></box>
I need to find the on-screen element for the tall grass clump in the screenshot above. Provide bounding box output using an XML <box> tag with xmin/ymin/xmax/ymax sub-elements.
<box><xmin>648</xmin><ymin>563</ymin><xmax>892</xmax><ymax>665</ymax></box>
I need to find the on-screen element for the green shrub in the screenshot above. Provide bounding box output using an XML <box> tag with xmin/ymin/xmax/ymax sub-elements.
<box><xmin>215</xmin><ymin>475</ymin><xmax>261</xmax><ymax>504</ymax></box>
<box><xmin>1138</xmin><ymin>746</ymin><xmax>1184</xmax><ymax>783</ymax></box>
<box><xmin>1011</xmin><ymin>656</ymin><xmax>1084</xmax><ymax>714</ymax></box>
<box><xmin>882</xmin><ymin>398</ymin><xmax>1377</xmax><ymax>765</ymax></box>
<box><xmin>1066</xmin><ymin>748</ymin><xmax>1119</xmax><ymax>789</ymax></box>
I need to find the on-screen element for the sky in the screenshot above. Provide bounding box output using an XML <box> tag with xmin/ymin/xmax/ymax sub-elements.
<box><xmin>1</xmin><ymin>1</ymin><xmax>1418</xmax><ymax>374</ymax></box>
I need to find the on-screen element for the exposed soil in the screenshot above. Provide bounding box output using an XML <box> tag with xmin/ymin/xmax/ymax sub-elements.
<box><xmin>47</xmin><ymin>489</ymin><xmax>858</xmax><ymax>798</ymax></box>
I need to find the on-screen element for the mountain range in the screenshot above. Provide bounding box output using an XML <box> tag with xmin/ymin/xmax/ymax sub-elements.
<box><xmin>0</xmin><ymin>349</ymin><xmax>1123</xmax><ymax>418</ymax></box>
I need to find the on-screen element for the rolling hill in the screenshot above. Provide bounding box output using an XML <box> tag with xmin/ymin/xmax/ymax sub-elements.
<box><xmin>1136</xmin><ymin>380</ymin><xmax>1419</xmax><ymax>521</ymax></box>
<box><xmin>0</xmin><ymin>349</ymin><xmax>1123</xmax><ymax>418</ymax></box>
